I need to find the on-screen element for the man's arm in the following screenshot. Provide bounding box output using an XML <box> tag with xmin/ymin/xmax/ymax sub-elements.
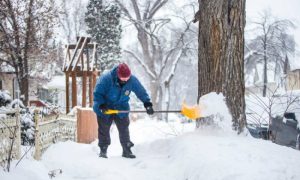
<box><xmin>93</xmin><ymin>75</ymin><xmax>110</xmax><ymax>115</ymax></box>
<box><xmin>131</xmin><ymin>76</ymin><xmax>154</xmax><ymax>115</ymax></box>
<box><xmin>131</xmin><ymin>76</ymin><xmax>151</xmax><ymax>103</ymax></box>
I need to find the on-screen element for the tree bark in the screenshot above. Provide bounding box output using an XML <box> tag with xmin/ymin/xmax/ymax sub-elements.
<box><xmin>21</xmin><ymin>0</ymin><xmax>34</xmax><ymax>106</ymax></box>
<box><xmin>198</xmin><ymin>0</ymin><xmax>246</xmax><ymax>133</ymax></box>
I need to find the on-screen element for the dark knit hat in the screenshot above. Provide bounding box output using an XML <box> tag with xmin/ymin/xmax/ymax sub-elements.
<box><xmin>117</xmin><ymin>63</ymin><xmax>131</xmax><ymax>78</ymax></box>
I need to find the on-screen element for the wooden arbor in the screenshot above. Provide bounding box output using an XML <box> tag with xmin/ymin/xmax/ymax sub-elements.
<box><xmin>63</xmin><ymin>37</ymin><xmax>100</xmax><ymax>113</ymax></box>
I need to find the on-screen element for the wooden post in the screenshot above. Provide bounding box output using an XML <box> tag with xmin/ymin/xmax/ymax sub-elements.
<box><xmin>15</xmin><ymin>108</ymin><xmax>21</xmax><ymax>159</ymax></box>
<box><xmin>72</xmin><ymin>72</ymin><xmax>77</xmax><ymax>108</ymax></box>
<box><xmin>82</xmin><ymin>71</ymin><xmax>87</xmax><ymax>107</ymax></box>
<box><xmin>33</xmin><ymin>109</ymin><xmax>41</xmax><ymax>160</ymax></box>
<box><xmin>65</xmin><ymin>72</ymin><xmax>70</xmax><ymax>114</ymax></box>
<box><xmin>89</xmin><ymin>75</ymin><xmax>93</xmax><ymax>107</ymax></box>
<box><xmin>92</xmin><ymin>72</ymin><xmax>97</xmax><ymax>88</ymax></box>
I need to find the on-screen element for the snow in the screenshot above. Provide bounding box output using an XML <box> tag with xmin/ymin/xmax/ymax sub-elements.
<box><xmin>199</xmin><ymin>92</ymin><xmax>233</xmax><ymax>132</ymax></box>
<box><xmin>10</xmin><ymin>99</ymin><xmax>25</xmax><ymax>108</ymax></box>
<box><xmin>1</xmin><ymin>93</ymin><xmax>300</xmax><ymax>180</ymax></box>
<box><xmin>1</xmin><ymin>118</ymin><xmax>300</xmax><ymax>180</ymax></box>
<box><xmin>2</xmin><ymin>0</ymin><xmax>300</xmax><ymax>179</ymax></box>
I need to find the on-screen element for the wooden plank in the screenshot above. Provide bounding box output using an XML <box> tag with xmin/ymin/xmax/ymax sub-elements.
<box><xmin>77</xmin><ymin>36</ymin><xmax>91</xmax><ymax>43</ymax></box>
<box><xmin>93</xmin><ymin>73</ymin><xmax>97</xmax><ymax>89</ymax></box>
<box><xmin>65</xmin><ymin>43</ymin><xmax>96</xmax><ymax>49</ymax></box>
<box><xmin>90</xmin><ymin>43</ymin><xmax>97</xmax><ymax>71</ymax></box>
<box><xmin>89</xmin><ymin>75</ymin><xmax>93</xmax><ymax>107</ymax></box>
<box><xmin>62</xmin><ymin>45</ymin><xmax>69</xmax><ymax>71</ymax></box>
<box><xmin>33</xmin><ymin>110</ymin><xmax>41</xmax><ymax>160</ymax></box>
<box><xmin>66</xmin><ymin>70</ymin><xmax>100</xmax><ymax>77</ymax></box>
<box><xmin>81</xmin><ymin>53</ymin><xmax>84</xmax><ymax>70</ymax></box>
<box><xmin>86</xmin><ymin>47</ymin><xmax>90</xmax><ymax>72</ymax></box>
<box><xmin>67</xmin><ymin>37</ymin><xmax>83</xmax><ymax>71</ymax></box>
<box><xmin>65</xmin><ymin>72</ymin><xmax>70</xmax><ymax>114</ymax></box>
<box><xmin>72</xmin><ymin>37</ymin><xmax>88</xmax><ymax>71</ymax></box>
<box><xmin>71</xmin><ymin>72</ymin><xmax>77</xmax><ymax>108</ymax></box>
<box><xmin>82</xmin><ymin>71</ymin><xmax>87</xmax><ymax>107</ymax></box>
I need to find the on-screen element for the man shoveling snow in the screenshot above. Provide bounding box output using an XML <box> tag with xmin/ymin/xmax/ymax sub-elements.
<box><xmin>93</xmin><ymin>63</ymin><xmax>154</xmax><ymax>158</ymax></box>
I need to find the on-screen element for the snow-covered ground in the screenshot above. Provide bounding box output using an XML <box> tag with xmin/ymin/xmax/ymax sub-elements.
<box><xmin>1</xmin><ymin>93</ymin><xmax>300</xmax><ymax>180</ymax></box>
<box><xmin>1</xmin><ymin>117</ymin><xmax>300</xmax><ymax>180</ymax></box>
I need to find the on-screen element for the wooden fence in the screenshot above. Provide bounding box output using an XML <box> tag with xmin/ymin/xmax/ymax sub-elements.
<box><xmin>0</xmin><ymin>111</ymin><xmax>76</xmax><ymax>165</ymax></box>
<box><xmin>0</xmin><ymin>115</ymin><xmax>21</xmax><ymax>167</ymax></box>
<box><xmin>34</xmin><ymin>111</ymin><xmax>77</xmax><ymax>160</ymax></box>
<box><xmin>0</xmin><ymin>108</ymin><xmax>96</xmax><ymax>164</ymax></box>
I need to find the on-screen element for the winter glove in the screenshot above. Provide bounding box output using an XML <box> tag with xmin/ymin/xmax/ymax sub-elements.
<box><xmin>99</xmin><ymin>104</ymin><xmax>109</xmax><ymax>113</ymax></box>
<box><xmin>144</xmin><ymin>102</ymin><xmax>154</xmax><ymax>115</ymax></box>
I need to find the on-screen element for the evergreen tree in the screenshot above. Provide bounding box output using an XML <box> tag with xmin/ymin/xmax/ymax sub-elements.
<box><xmin>85</xmin><ymin>0</ymin><xmax>122</xmax><ymax>71</ymax></box>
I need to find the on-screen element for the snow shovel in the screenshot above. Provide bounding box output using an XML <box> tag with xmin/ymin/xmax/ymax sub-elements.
<box><xmin>104</xmin><ymin>102</ymin><xmax>202</xmax><ymax>120</ymax></box>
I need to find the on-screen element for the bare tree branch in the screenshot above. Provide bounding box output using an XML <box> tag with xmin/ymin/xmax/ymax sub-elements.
<box><xmin>123</xmin><ymin>49</ymin><xmax>156</xmax><ymax>79</ymax></box>
<box><xmin>149</xmin><ymin>0</ymin><xmax>168</xmax><ymax>19</ymax></box>
<box><xmin>130</xmin><ymin>0</ymin><xmax>141</xmax><ymax>21</ymax></box>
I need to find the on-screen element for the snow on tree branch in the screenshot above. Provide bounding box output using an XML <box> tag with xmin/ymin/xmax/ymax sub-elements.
<box><xmin>163</xmin><ymin>41</ymin><xmax>192</xmax><ymax>83</ymax></box>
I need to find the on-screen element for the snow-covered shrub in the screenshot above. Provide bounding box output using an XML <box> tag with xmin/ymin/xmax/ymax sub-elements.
<box><xmin>0</xmin><ymin>90</ymin><xmax>35</xmax><ymax>145</ymax></box>
<box><xmin>11</xmin><ymin>99</ymin><xmax>25</xmax><ymax>109</ymax></box>
<box><xmin>20</xmin><ymin>108</ymin><xmax>35</xmax><ymax>145</ymax></box>
<box><xmin>0</xmin><ymin>90</ymin><xmax>12</xmax><ymax>107</ymax></box>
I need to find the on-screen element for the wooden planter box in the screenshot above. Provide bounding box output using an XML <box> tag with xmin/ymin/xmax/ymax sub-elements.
<box><xmin>77</xmin><ymin>108</ymin><xmax>98</xmax><ymax>144</ymax></box>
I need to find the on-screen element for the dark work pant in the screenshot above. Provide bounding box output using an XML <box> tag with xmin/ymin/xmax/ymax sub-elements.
<box><xmin>97</xmin><ymin>115</ymin><xmax>131</xmax><ymax>147</ymax></box>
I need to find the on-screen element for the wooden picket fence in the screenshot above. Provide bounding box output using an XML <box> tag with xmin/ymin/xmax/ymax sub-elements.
<box><xmin>0</xmin><ymin>108</ymin><xmax>97</xmax><ymax>165</ymax></box>
<box><xmin>33</xmin><ymin>111</ymin><xmax>77</xmax><ymax>160</ymax></box>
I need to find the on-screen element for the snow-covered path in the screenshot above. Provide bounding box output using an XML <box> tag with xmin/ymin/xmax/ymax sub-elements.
<box><xmin>1</xmin><ymin>118</ymin><xmax>300</xmax><ymax>180</ymax></box>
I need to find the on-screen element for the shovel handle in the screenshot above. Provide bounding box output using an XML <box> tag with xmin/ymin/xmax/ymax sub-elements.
<box><xmin>104</xmin><ymin>109</ymin><xmax>181</xmax><ymax>114</ymax></box>
<box><xmin>130</xmin><ymin>110</ymin><xmax>181</xmax><ymax>113</ymax></box>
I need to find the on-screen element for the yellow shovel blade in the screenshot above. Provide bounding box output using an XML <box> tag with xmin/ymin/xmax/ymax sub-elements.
<box><xmin>181</xmin><ymin>102</ymin><xmax>202</xmax><ymax>120</ymax></box>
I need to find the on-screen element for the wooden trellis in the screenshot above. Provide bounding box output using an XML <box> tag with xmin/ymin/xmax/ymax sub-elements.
<box><xmin>63</xmin><ymin>37</ymin><xmax>100</xmax><ymax>113</ymax></box>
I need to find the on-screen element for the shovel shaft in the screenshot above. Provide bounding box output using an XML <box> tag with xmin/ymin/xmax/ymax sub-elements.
<box><xmin>118</xmin><ymin>110</ymin><xmax>181</xmax><ymax>113</ymax></box>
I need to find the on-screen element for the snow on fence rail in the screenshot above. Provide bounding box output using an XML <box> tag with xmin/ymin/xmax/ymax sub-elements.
<box><xmin>34</xmin><ymin>111</ymin><xmax>76</xmax><ymax>160</ymax></box>
<box><xmin>0</xmin><ymin>113</ymin><xmax>21</xmax><ymax>167</ymax></box>
<box><xmin>0</xmin><ymin>109</ymin><xmax>77</xmax><ymax>165</ymax></box>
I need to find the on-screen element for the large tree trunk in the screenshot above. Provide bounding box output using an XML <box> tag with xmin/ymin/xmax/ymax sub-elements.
<box><xmin>20</xmin><ymin>77</ymin><xmax>29</xmax><ymax>106</ymax></box>
<box><xmin>198</xmin><ymin>0</ymin><xmax>246</xmax><ymax>133</ymax></box>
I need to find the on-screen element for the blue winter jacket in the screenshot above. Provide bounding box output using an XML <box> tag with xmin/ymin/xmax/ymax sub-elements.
<box><xmin>93</xmin><ymin>66</ymin><xmax>151</xmax><ymax>118</ymax></box>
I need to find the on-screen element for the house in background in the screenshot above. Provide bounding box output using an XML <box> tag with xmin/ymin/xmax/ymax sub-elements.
<box><xmin>245</xmin><ymin>66</ymin><xmax>279</xmax><ymax>95</ymax></box>
<box><xmin>286</xmin><ymin>69</ymin><xmax>300</xmax><ymax>91</ymax></box>
<box><xmin>0</xmin><ymin>65</ymin><xmax>19</xmax><ymax>99</ymax></box>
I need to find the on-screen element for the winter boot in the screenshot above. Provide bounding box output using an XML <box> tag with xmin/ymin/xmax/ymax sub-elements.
<box><xmin>99</xmin><ymin>146</ymin><xmax>108</xmax><ymax>158</ymax></box>
<box><xmin>122</xmin><ymin>142</ymin><xmax>136</xmax><ymax>159</ymax></box>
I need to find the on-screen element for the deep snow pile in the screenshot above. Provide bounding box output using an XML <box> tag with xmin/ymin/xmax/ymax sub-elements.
<box><xmin>1</xmin><ymin>118</ymin><xmax>300</xmax><ymax>180</ymax></box>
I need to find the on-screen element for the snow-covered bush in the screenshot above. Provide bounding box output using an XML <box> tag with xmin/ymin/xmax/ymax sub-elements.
<box><xmin>0</xmin><ymin>91</ymin><xmax>36</xmax><ymax>145</ymax></box>
<box><xmin>0</xmin><ymin>90</ymin><xmax>12</xmax><ymax>107</ymax></box>
<box><xmin>20</xmin><ymin>108</ymin><xmax>35</xmax><ymax>145</ymax></box>
<box><xmin>11</xmin><ymin>99</ymin><xmax>25</xmax><ymax>109</ymax></box>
